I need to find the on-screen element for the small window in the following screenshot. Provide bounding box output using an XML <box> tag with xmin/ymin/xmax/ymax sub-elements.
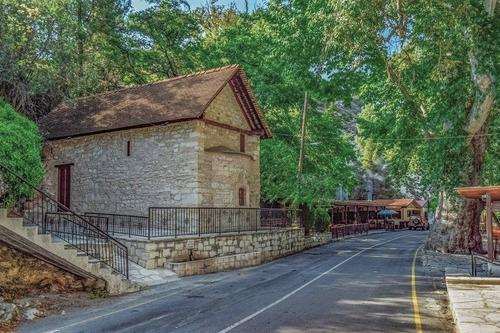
<box><xmin>127</xmin><ymin>141</ymin><xmax>131</xmax><ymax>156</ymax></box>
<box><xmin>238</xmin><ymin>188</ymin><xmax>246</xmax><ymax>206</ymax></box>
<box><xmin>239</xmin><ymin>134</ymin><xmax>245</xmax><ymax>153</ymax></box>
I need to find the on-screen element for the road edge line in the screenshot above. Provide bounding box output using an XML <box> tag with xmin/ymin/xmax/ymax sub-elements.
<box><xmin>217</xmin><ymin>234</ymin><xmax>409</xmax><ymax>333</ymax></box>
<box><xmin>412</xmin><ymin>244</ymin><xmax>424</xmax><ymax>333</ymax></box>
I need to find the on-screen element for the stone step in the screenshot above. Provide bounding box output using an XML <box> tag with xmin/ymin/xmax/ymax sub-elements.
<box><xmin>0</xmin><ymin>211</ymin><xmax>137</xmax><ymax>294</ymax></box>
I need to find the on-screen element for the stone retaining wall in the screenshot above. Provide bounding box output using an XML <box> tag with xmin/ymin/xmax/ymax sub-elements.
<box><xmin>120</xmin><ymin>228</ymin><xmax>331</xmax><ymax>269</ymax></box>
<box><xmin>167</xmin><ymin>252</ymin><xmax>262</xmax><ymax>276</ymax></box>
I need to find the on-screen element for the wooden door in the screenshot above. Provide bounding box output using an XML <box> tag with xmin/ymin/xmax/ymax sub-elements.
<box><xmin>57</xmin><ymin>164</ymin><xmax>72</xmax><ymax>208</ymax></box>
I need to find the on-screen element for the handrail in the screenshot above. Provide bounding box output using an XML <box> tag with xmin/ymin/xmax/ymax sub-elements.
<box><xmin>0</xmin><ymin>164</ymin><xmax>129</xmax><ymax>278</ymax></box>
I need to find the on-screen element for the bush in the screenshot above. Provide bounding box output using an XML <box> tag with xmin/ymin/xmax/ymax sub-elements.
<box><xmin>0</xmin><ymin>99</ymin><xmax>43</xmax><ymax>208</ymax></box>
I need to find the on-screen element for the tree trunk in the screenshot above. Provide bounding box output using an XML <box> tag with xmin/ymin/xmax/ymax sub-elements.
<box><xmin>427</xmin><ymin>125</ymin><xmax>488</xmax><ymax>253</ymax></box>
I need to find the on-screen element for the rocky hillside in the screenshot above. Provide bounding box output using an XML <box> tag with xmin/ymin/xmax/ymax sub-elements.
<box><xmin>0</xmin><ymin>242</ymin><xmax>99</xmax><ymax>331</ymax></box>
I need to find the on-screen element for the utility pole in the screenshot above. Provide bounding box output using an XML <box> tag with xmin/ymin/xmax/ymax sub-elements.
<box><xmin>297</xmin><ymin>91</ymin><xmax>309</xmax><ymax>235</ymax></box>
<box><xmin>297</xmin><ymin>91</ymin><xmax>308</xmax><ymax>175</ymax></box>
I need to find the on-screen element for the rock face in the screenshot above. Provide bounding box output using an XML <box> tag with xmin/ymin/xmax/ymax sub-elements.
<box><xmin>42</xmin><ymin>84</ymin><xmax>262</xmax><ymax>215</ymax></box>
<box><xmin>0</xmin><ymin>300</ymin><xmax>17</xmax><ymax>323</ymax></box>
<box><xmin>0</xmin><ymin>242</ymin><xmax>95</xmax><ymax>328</ymax></box>
<box><xmin>0</xmin><ymin>242</ymin><xmax>87</xmax><ymax>300</ymax></box>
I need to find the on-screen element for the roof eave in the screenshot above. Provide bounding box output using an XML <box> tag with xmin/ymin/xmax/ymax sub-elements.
<box><xmin>42</xmin><ymin>117</ymin><xmax>199</xmax><ymax>141</ymax></box>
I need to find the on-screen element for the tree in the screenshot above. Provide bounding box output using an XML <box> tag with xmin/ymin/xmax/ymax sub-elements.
<box><xmin>194</xmin><ymin>1</ymin><xmax>359</xmax><ymax>227</ymax></box>
<box><xmin>0</xmin><ymin>99</ymin><xmax>43</xmax><ymax>207</ymax></box>
<box><xmin>321</xmin><ymin>0</ymin><xmax>499</xmax><ymax>252</ymax></box>
<box><xmin>0</xmin><ymin>0</ymin><xmax>131</xmax><ymax>119</ymax></box>
<box><xmin>125</xmin><ymin>0</ymin><xmax>203</xmax><ymax>82</ymax></box>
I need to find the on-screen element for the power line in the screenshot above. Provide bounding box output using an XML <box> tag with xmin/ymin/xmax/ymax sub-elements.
<box><xmin>270</xmin><ymin>131</ymin><xmax>500</xmax><ymax>143</ymax></box>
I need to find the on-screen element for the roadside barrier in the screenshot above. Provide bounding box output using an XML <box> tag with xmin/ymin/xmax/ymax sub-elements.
<box><xmin>331</xmin><ymin>223</ymin><xmax>369</xmax><ymax>240</ymax></box>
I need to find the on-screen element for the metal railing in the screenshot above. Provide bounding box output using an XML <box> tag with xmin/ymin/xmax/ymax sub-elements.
<box><xmin>148</xmin><ymin>207</ymin><xmax>301</xmax><ymax>239</ymax></box>
<box><xmin>85</xmin><ymin>212</ymin><xmax>149</xmax><ymax>238</ymax></box>
<box><xmin>331</xmin><ymin>223</ymin><xmax>369</xmax><ymax>240</ymax></box>
<box><xmin>471</xmin><ymin>252</ymin><xmax>500</xmax><ymax>277</ymax></box>
<box><xmin>0</xmin><ymin>165</ymin><xmax>129</xmax><ymax>278</ymax></box>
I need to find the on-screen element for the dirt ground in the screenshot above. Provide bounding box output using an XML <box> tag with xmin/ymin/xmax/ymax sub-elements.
<box><xmin>0</xmin><ymin>242</ymin><xmax>105</xmax><ymax>332</ymax></box>
<box><xmin>420</xmin><ymin>249</ymin><xmax>477</xmax><ymax>333</ymax></box>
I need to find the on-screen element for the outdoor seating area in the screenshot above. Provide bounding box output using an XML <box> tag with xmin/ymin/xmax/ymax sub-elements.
<box><xmin>330</xmin><ymin>198</ymin><xmax>426</xmax><ymax>231</ymax></box>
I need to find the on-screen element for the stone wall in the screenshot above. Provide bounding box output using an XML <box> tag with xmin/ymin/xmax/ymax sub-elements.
<box><xmin>204</xmin><ymin>84</ymin><xmax>251</xmax><ymax>131</ymax></box>
<box><xmin>120</xmin><ymin>229</ymin><xmax>331</xmax><ymax>269</ymax></box>
<box><xmin>167</xmin><ymin>252</ymin><xmax>262</xmax><ymax>276</ymax></box>
<box><xmin>199</xmin><ymin>84</ymin><xmax>261</xmax><ymax>208</ymax></box>
<box><xmin>43</xmin><ymin>122</ymin><xmax>200</xmax><ymax>215</ymax></box>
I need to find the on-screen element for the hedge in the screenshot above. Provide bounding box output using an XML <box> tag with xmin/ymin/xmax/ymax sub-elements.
<box><xmin>0</xmin><ymin>98</ymin><xmax>44</xmax><ymax>208</ymax></box>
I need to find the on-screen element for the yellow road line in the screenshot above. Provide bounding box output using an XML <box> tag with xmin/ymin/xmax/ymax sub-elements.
<box><xmin>412</xmin><ymin>245</ymin><xmax>424</xmax><ymax>333</ymax></box>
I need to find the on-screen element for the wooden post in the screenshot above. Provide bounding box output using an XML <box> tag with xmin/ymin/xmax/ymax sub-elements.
<box><xmin>376</xmin><ymin>207</ymin><xmax>379</xmax><ymax>228</ymax></box>
<box><xmin>485</xmin><ymin>194</ymin><xmax>494</xmax><ymax>260</ymax></box>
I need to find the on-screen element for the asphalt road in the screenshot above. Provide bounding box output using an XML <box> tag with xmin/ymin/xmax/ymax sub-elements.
<box><xmin>20</xmin><ymin>231</ymin><xmax>451</xmax><ymax>333</ymax></box>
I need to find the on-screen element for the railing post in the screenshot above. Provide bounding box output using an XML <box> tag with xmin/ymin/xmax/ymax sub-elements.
<box><xmin>174</xmin><ymin>208</ymin><xmax>178</xmax><ymax>238</ymax></box>
<box><xmin>125</xmin><ymin>247</ymin><xmax>129</xmax><ymax>279</ymax></box>
<box><xmin>148</xmin><ymin>208</ymin><xmax>152</xmax><ymax>240</ymax></box>
<box><xmin>127</xmin><ymin>216</ymin><xmax>131</xmax><ymax>238</ymax></box>
<box><xmin>219</xmin><ymin>209</ymin><xmax>222</xmax><ymax>235</ymax></box>
<box><xmin>198</xmin><ymin>208</ymin><xmax>201</xmax><ymax>237</ymax></box>
<box><xmin>256</xmin><ymin>208</ymin><xmax>259</xmax><ymax>232</ymax></box>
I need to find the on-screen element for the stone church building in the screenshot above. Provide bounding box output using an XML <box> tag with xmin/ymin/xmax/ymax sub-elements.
<box><xmin>39</xmin><ymin>65</ymin><xmax>271</xmax><ymax>215</ymax></box>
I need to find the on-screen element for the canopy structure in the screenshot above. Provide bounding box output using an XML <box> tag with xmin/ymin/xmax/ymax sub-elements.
<box><xmin>456</xmin><ymin>186</ymin><xmax>500</xmax><ymax>260</ymax></box>
<box><xmin>456</xmin><ymin>186</ymin><xmax>500</xmax><ymax>201</ymax></box>
<box><xmin>377</xmin><ymin>209</ymin><xmax>398</xmax><ymax>217</ymax></box>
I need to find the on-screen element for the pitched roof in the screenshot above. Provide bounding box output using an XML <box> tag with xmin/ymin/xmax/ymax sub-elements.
<box><xmin>39</xmin><ymin>65</ymin><xmax>272</xmax><ymax>140</ymax></box>
<box><xmin>379</xmin><ymin>199</ymin><xmax>422</xmax><ymax>209</ymax></box>
<box><xmin>332</xmin><ymin>198</ymin><xmax>422</xmax><ymax>209</ymax></box>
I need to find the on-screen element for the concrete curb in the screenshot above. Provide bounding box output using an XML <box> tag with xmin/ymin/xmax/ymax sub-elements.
<box><xmin>446</xmin><ymin>276</ymin><xmax>500</xmax><ymax>285</ymax></box>
<box><xmin>446</xmin><ymin>277</ymin><xmax>500</xmax><ymax>333</ymax></box>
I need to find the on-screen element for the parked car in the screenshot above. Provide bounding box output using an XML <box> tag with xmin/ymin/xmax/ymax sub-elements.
<box><xmin>408</xmin><ymin>216</ymin><xmax>429</xmax><ymax>230</ymax></box>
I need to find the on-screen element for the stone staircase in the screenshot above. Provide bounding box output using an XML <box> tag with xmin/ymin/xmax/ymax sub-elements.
<box><xmin>0</xmin><ymin>209</ymin><xmax>139</xmax><ymax>294</ymax></box>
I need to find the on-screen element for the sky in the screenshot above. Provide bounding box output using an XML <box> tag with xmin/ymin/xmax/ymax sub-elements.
<box><xmin>131</xmin><ymin>0</ymin><xmax>264</xmax><ymax>12</ymax></box>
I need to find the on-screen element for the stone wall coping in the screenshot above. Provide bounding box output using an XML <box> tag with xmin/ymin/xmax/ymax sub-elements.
<box><xmin>446</xmin><ymin>276</ymin><xmax>500</xmax><ymax>285</ymax></box>
<box><xmin>116</xmin><ymin>228</ymin><xmax>304</xmax><ymax>243</ymax></box>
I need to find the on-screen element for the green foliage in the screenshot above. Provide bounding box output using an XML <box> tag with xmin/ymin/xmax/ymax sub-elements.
<box><xmin>483</xmin><ymin>110</ymin><xmax>500</xmax><ymax>185</ymax></box>
<box><xmin>322</xmin><ymin>0</ymin><xmax>499</xmax><ymax>198</ymax></box>
<box><xmin>192</xmin><ymin>2</ymin><xmax>359</xmax><ymax>210</ymax></box>
<box><xmin>261</xmin><ymin>106</ymin><xmax>357</xmax><ymax>208</ymax></box>
<box><xmin>0</xmin><ymin>0</ymin><xmax>132</xmax><ymax>118</ymax></box>
<box><xmin>0</xmin><ymin>0</ymin><xmax>359</xmax><ymax>215</ymax></box>
<box><xmin>125</xmin><ymin>0</ymin><xmax>203</xmax><ymax>81</ymax></box>
<box><xmin>0</xmin><ymin>99</ymin><xmax>43</xmax><ymax>207</ymax></box>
